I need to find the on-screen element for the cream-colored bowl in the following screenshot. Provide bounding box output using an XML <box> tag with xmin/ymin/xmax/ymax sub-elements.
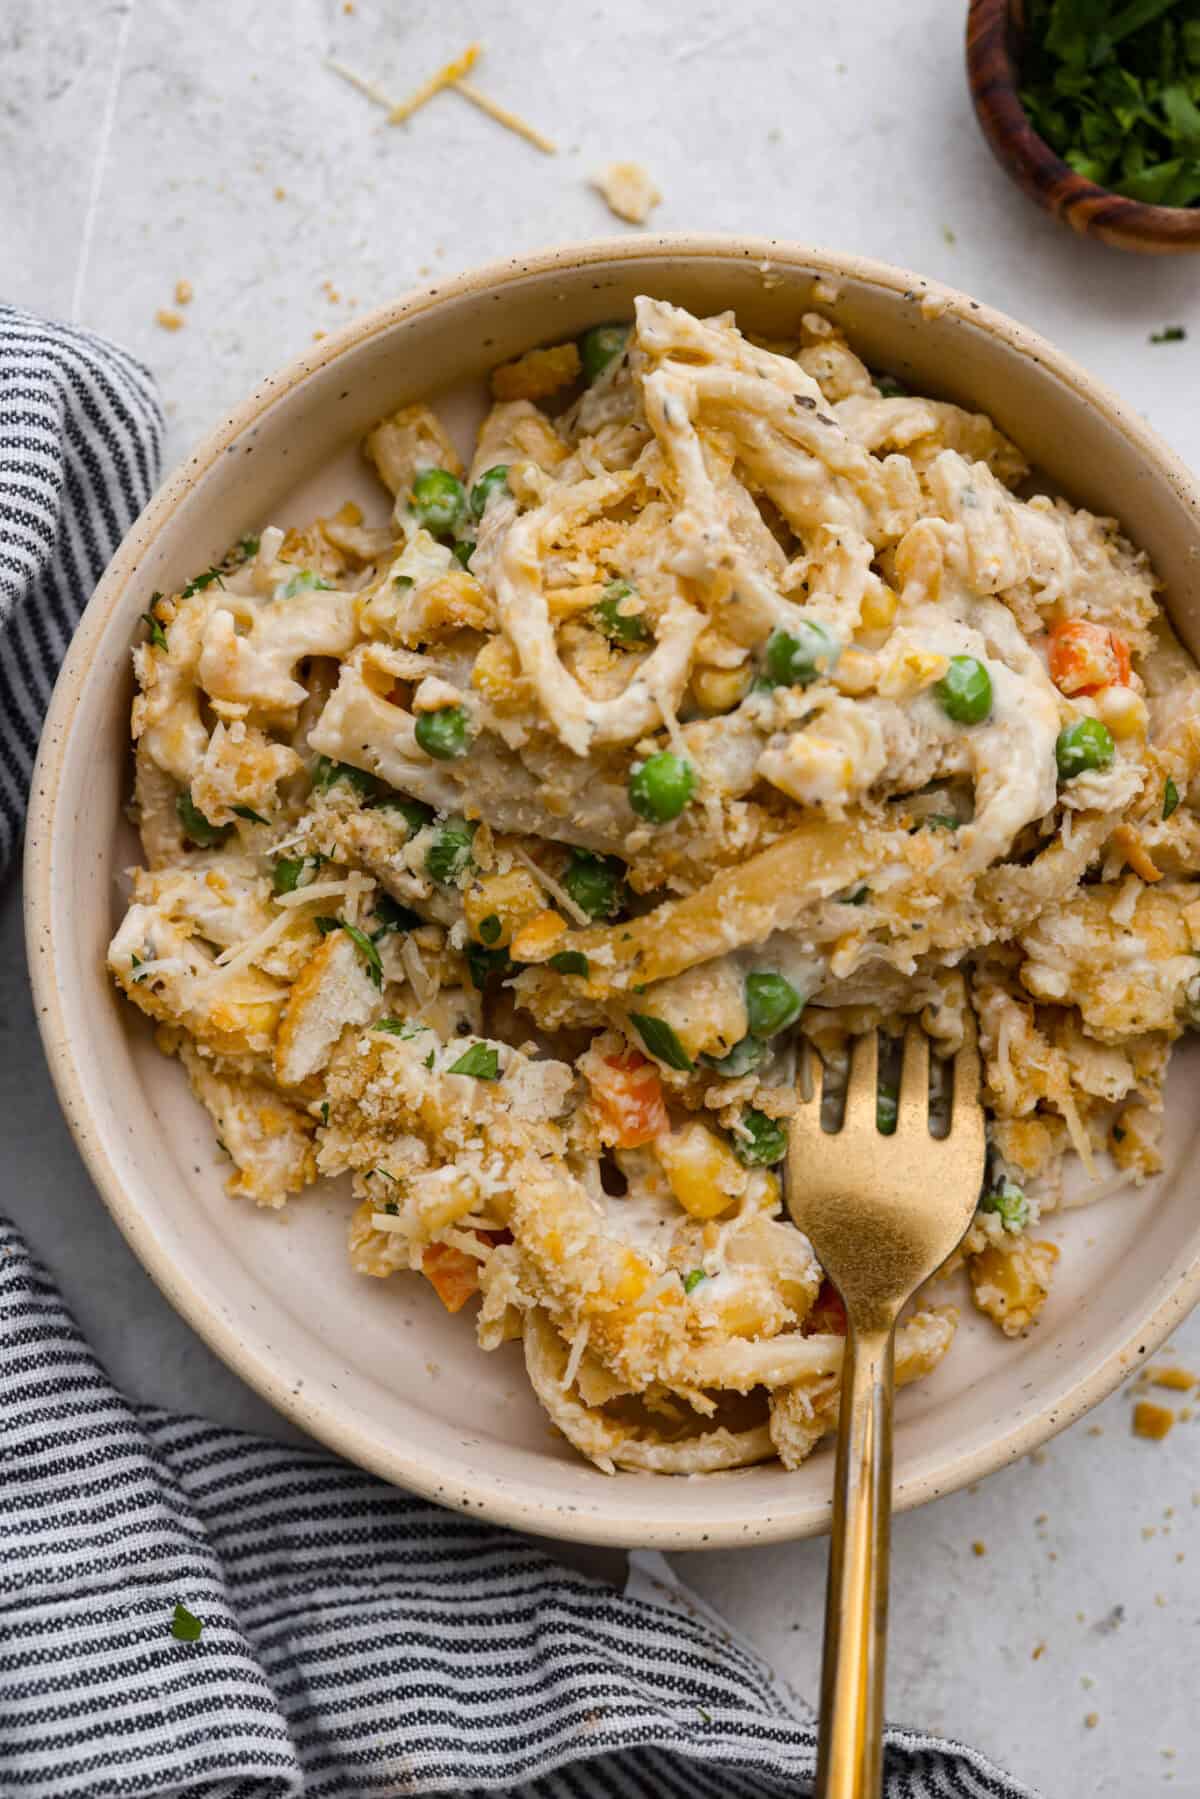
<box><xmin>25</xmin><ymin>237</ymin><xmax>1200</xmax><ymax>1548</ymax></box>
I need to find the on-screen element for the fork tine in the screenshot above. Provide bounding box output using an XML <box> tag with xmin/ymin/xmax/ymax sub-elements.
<box><xmin>950</xmin><ymin>1010</ymin><xmax>982</xmax><ymax>1130</ymax></box>
<box><xmin>843</xmin><ymin>1029</ymin><xmax>879</xmax><ymax>1127</ymax></box>
<box><xmin>897</xmin><ymin>1024</ymin><xmax>930</xmax><ymax>1129</ymax></box>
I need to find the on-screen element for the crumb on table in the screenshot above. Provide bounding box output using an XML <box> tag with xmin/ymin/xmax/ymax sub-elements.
<box><xmin>592</xmin><ymin>161</ymin><xmax>661</xmax><ymax>225</ymax></box>
<box><xmin>155</xmin><ymin>308</ymin><xmax>184</xmax><ymax>332</ymax></box>
<box><xmin>1148</xmin><ymin>1365</ymin><xmax>1197</xmax><ymax>1392</ymax></box>
<box><xmin>1133</xmin><ymin>1400</ymin><xmax>1175</xmax><ymax>1441</ymax></box>
<box><xmin>174</xmin><ymin>279</ymin><xmax>193</xmax><ymax>306</ymax></box>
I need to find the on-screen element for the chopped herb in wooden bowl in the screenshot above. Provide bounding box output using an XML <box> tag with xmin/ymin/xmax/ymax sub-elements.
<box><xmin>1020</xmin><ymin>1</ymin><xmax>1200</xmax><ymax>208</ymax></box>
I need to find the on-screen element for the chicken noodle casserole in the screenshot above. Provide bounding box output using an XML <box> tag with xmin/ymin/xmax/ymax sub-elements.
<box><xmin>110</xmin><ymin>298</ymin><xmax>1200</xmax><ymax>1474</ymax></box>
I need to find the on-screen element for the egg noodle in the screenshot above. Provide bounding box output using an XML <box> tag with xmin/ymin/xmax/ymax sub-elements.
<box><xmin>109</xmin><ymin>298</ymin><xmax>1200</xmax><ymax>1474</ymax></box>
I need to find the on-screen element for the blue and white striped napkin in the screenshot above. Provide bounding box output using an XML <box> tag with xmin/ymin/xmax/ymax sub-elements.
<box><xmin>0</xmin><ymin>304</ymin><xmax>1040</xmax><ymax>1799</ymax></box>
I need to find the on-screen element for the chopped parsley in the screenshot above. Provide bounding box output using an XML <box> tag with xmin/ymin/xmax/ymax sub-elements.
<box><xmin>180</xmin><ymin>566</ymin><xmax>225</xmax><ymax>599</ymax></box>
<box><xmin>374</xmin><ymin>1017</ymin><xmax>428</xmax><ymax>1039</ymax></box>
<box><xmin>448</xmin><ymin>1042</ymin><xmax>501</xmax><ymax>1079</ymax></box>
<box><xmin>926</xmin><ymin>814</ymin><xmax>960</xmax><ymax>831</ymax></box>
<box><xmin>176</xmin><ymin>790</ymin><xmax>232</xmax><ymax>849</ymax></box>
<box><xmin>273</xmin><ymin>855</ymin><xmax>320</xmax><ymax>895</ymax></box>
<box><xmin>319</xmin><ymin>1101</ymin><xmax>330</xmax><ymax>1126</ymax></box>
<box><xmin>170</xmin><ymin>1603</ymin><xmax>204</xmax><ymax>1642</ymax></box>
<box><xmin>842</xmin><ymin>885</ymin><xmax>871</xmax><ymax>905</ymax></box>
<box><xmin>231</xmin><ymin>804</ymin><xmax>270</xmax><ymax>826</ymax></box>
<box><xmin>1163</xmin><ymin>776</ymin><xmax>1181</xmax><ymax>818</ymax></box>
<box><xmin>339</xmin><ymin>921</ymin><xmax>383</xmax><ymax>988</ymax></box>
<box><xmin>477</xmin><ymin>913</ymin><xmax>503</xmax><ymax>945</ymax></box>
<box><xmin>314</xmin><ymin>915</ymin><xmax>341</xmax><ymax>935</ymax></box>
<box><xmin>141</xmin><ymin>607</ymin><xmax>168</xmax><ymax>650</ymax></box>
<box><xmin>372</xmin><ymin>893</ymin><xmax>421</xmax><ymax>937</ymax></box>
<box><xmin>129</xmin><ymin>951</ymin><xmax>150</xmax><ymax>984</ymax></box>
<box><xmin>1151</xmin><ymin>325</ymin><xmax>1188</xmax><ymax>343</ymax></box>
<box><xmin>682</xmin><ymin>1268</ymin><xmax>707</xmax><ymax>1294</ymax></box>
<box><xmin>466</xmin><ymin>942</ymin><xmax>511</xmax><ymax>991</ymax></box>
<box><xmin>549</xmin><ymin>950</ymin><xmax>590</xmax><ymax>977</ymax></box>
<box><xmin>629</xmin><ymin>1013</ymin><xmax>694</xmax><ymax>1071</ymax></box>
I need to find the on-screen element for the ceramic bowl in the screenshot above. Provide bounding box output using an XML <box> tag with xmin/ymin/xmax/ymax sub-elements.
<box><xmin>967</xmin><ymin>0</ymin><xmax>1200</xmax><ymax>253</ymax></box>
<box><xmin>25</xmin><ymin>237</ymin><xmax>1200</xmax><ymax>1548</ymax></box>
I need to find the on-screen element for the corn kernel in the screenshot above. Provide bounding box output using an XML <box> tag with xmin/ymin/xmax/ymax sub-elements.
<box><xmin>471</xmin><ymin>637</ymin><xmax>531</xmax><ymax>713</ymax></box>
<box><xmin>656</xmin><ymin>1122</ymin><xmax>746</xmax><ymax>1220</ymax></box>
<box><xmin>691</xmin><ymin>663</ymin><xmax>753</xmax><ymax>714</ymax></box>
<box><xmin>877</xmin><ymin>648</ymin><xmax>948</xmax><ymax>700</ymax></box>
<box><xmin>463</xmin><ymin>867</ymin><xmax>544</xmax><ymax>947</ymax></box>
<box><xmin>832</xmin><ymin>647</ymin><xmax>878</xmax><ymax>696</ymax></box>
<box><xmin>859</xmin><ymin>582</ymin><xmax>898</xmax><ymax>632</ymax></box>
<box><xmin>1093</xmin><ymin>683</ymin><xmax>1147</xmax><ymax>741</ymax></box>
<box><xmin>509</xmin><ymin>908</ymin><xmax>567</xmax><ymax>962</ymax></box>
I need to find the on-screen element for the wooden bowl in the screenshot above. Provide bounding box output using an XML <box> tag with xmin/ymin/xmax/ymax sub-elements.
<box><xmin>967</xmin><ymin>0</ymin><xmax>1200</xmax><ymax>253</ymax></box>
<box><xmin>24</xmin><ymin>237</ymin><xmax>1200</xmax><ymax>1547</ymax></box>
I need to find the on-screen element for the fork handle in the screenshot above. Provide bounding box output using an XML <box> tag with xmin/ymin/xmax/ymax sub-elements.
<box><xmin>814</xmin><ymin>1320</ymin><xmax>896</xmax><ymax>1799</ymax></box>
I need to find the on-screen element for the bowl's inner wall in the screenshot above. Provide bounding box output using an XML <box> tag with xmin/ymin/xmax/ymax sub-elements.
<box><xmin>44</xmin><ymin>249</ymin><xmax>1200</xmax><ymax>1544</ymax></box>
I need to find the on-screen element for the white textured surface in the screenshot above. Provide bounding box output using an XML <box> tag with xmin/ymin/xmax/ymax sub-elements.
<box><xmin>3</xmin><ymin>2</ymin><xmax>1199</xmax><ymax>1794</ymax></box>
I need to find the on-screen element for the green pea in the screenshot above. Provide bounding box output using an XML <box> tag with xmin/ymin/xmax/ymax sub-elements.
<box><xmin>414</xmin><ymin>705</ymin><xmax>470</xmax><ymax>761</ymax></box>
<box><xmin>311</xmin><ymin>755</ymin><xmax>381</xmax><ymax>800</ymax></box>
<box><xmin>628</xmin><ymin>751</ymin><xmax>696</xmax><ymax>823</ymax></box>
<box><xmin>562</xmin><ymin>848</ymin><xmax>626</xmax><ymax>919</ymax></box>
<box><xmin>593</xmin><ymin>579</ymin><xmax>651</xmax><ymax>645</ymax></box>
<box><xmin>980</xmin><ymin>1178</ymin><xmax>1028</xmax><ymax>1233</ymax></box>
<box><xmin>469</xmin><ymin>464</ymin><xmax>510</xmax><ymax>520</ymax></box>
<box><xmin>1055</xmin><ymin>717</ymin><xmax>1115</xmax><ymax>781</ymax></box>
<box><xmin>934</xmin><ymin>656</ymin><xmax>993</xmax><ymax>726</ymax></box>
<box><xmin>426</xmin><ymin>816</ymin><xmax>476</xmax><ymax>885</ymax></box>
<box><xmin>176</xmin><ymin>790</ymin><xmax>231</xmax><ymax>849</ymax></box>
<box><xmin>409</xmin><ymin>467</ymin><xmax>466</xmax><ymax>537</ymax></box>
<box><xmin>744</xmin><ymin>972</ymin><xmax>804</xmax><ymax>1038</ymax></box>
<box><xmin>732</xmin><ymin>1108</ymin><xmax>788</xmax><ymax>1167</ymax></box>
<box><xmin>762</xmin><ymin>620</ymin><xmax>839</xmax><ymax>689</ymax></box>
<box><xmin>701</xmin><ymin>1035</ymin><xmax>770</xmax><ymax>1078</ymax></box>
<box><xmin>580</xmin><ymin>323</ymin><xmax>629</xmax><ymax>383</ymax></box>
<box><xmin>378</xmin><ymin>795</ymin><xmax>434</xmax><ymax>836</ymax></box>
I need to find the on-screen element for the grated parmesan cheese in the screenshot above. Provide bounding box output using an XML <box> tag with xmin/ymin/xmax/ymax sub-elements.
<box><xmin>508</xmin><ymin>844</ymin><xmax>592</xmax><ymax>928</ymax></box>
<box><xmin>561</xmin><ymin>1319</ymin><xmax>590</xmax><ymax>1390</ymax></box>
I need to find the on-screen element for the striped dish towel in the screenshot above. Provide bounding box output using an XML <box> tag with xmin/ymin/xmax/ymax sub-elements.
<box><xmin>0</xmin><ymin>307</ymin><xmax>1041</xmax><ymax>1798</ymax></box>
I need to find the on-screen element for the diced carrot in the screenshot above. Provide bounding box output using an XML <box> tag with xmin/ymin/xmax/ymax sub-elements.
<box><xmin>1047</xmin><ymin>619</ymin><xmax>1131</xmax><ymax>696</ymax></box>
<box><xmin>589</xmin><ymin>1050</ymin><xmax>669</xmax><ymax>1148</ymax></box>
<box><xmin>421</xmin><ymin>1241</ymin><xmax>483</xmax><ymax>1313</ymax></box>
<box><xmin>806</xmin><ymin>1277</ymin><xmax>847</xmax><ymax>1336</ymax></box>
<box><xmin>420</xmin><ymin>1229</ymin><xmax>510</xmax><ymax>1314</ymax></box>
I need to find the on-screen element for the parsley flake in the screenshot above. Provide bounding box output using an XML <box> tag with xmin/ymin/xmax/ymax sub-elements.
<box><xmin>448</xmin><ymin>1043</ymin><xmax>501</xmax><ymax>1080</ymax></box>
<box><xmin>170</xmin><ymin>1603</ymin><xmax>204</xmax><ymax>1642</ymax></box>
<box><xmin>1164</xmin><ymin>776</ymin><xmax>1181</xmax><ymax>819</ymax></box>
<box><xmin>141</xmin><ymin>608</ymin><xmax>168</xmax><ymax>650</ymax></box>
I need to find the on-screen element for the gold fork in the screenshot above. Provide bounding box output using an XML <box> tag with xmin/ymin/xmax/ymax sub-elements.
<box><xmin>785</xmin><ymin>1022</ymin><xmax>986</xmax><ymax>1799</ymax></box>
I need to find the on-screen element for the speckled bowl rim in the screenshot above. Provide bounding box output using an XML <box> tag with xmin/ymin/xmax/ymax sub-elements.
<box><xmin>24</xmin><ymin>235</ymin><xmax>1200</xmax><ymax>1548</ymax></box>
